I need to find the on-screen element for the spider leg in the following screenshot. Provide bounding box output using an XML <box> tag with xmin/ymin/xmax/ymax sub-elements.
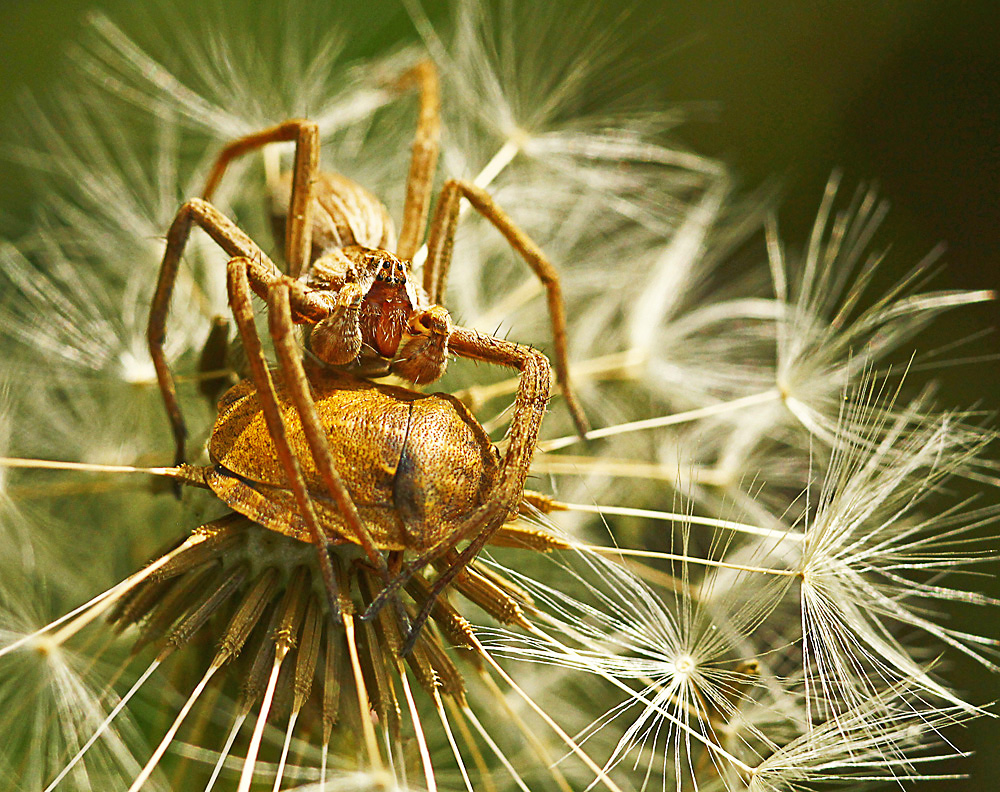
<box><xmin>202</xmin><ymin>120</ymin><xmax>319</xmax><ymax>278</ymax></box>
<box><xmin>363</xmin><ymin>326</ymin><xmax>551</xmax><ymax>654</ymax></box>
<box><xmin>424</xmin><ymin>179</ymin><xmax>590</xmax><ymax>436</ymax></box>
<box><xmin>394</xmin><ymin>60</ymin><xmax>441</xmax><ymax>261</ymax></box>
<box><xmin>266</xmin><ymin>282</ymin><xmax>412</xmax><ymax>635</ymax></box>
<box><xmin>226</xmin><ymin>258</ymin><xmax>342</xmax><ymax>621</ymax></box>
<box><xmin>148</xmin><ymin>198</ymin><xmax>282</xmax><ymax>468</ymax></box>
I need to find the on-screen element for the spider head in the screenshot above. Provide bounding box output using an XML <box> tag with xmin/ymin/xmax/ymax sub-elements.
<box><xmin>359</xmin><ymin>249</ymin><xmax>416</xmax><ymax>358</ymax></box>
<box><xmin>373</xmin><ymin>252</ymin><xmax>408</xmax><ymax>287</ymax></box>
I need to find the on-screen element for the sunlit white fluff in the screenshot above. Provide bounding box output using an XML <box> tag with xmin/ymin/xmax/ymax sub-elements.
<box><xmin>72</xmin><ymin>8</ymin><xmax>403</xmax><ymax>143</ymax></box>
<box><xmin>545</xmin><ymin>178</ymin><xmax>996</xmax><ymax>523</ymax></box>
<box><xmin>412</xmin><ymin>0</ymin><xmax>726</xmax><ymax>235</ymax></box>
<box><xmin>0</xmin><ymin>577</ymin><xmax>152</xmax><ymax>791</ymax></box>
<box><xmin>765</xmin><ymin>178</ymin><xmax>993</xmax><ymax>448</ymax></box>
<box><xmin>1</xmin><ymin>87</ymin><xmax>234</xmax><ymax>395</ymax></box>
<box><xmin>49</xmin><ymin>1</ymin><xmax>739</xmax><ymax>451</ymax></box>
<box><xmin>0</xmin><ymin>1</ymin><xmax>997</xmax><ymax>790</ymax></box>
<box><xmin>747</xmin><ymin>684</ymin><xmax>975</xmax><ymax>790</ymax></box>
<box><xmin>481</xmin><ymin>521</ymin><xmax>795</xmax><ymax>789</ymax></box>
<box><xmin>796</xmin><ymin>384</ymin><xmax>999</xmax><ymax>720</ymax></box>
<box><xmin>403</xmin><ymin>1</ymin><xmax>735</xmax><ymax>432</ymax></box>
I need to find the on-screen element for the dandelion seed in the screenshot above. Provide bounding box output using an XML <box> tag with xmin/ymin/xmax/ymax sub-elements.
<box><xmin>794</xmin><ymin>383</ymin><xmax>1000</xmax><ymax>719</ymax></box>
<box><xmin>761</xmin><ymin>178</ymin><xmax>993</xmax><ymax>455</ymax></box>
<box><xmin>481</xmin><ymin>518</ymin><xmax>793</xmax><ymax>789</ymax></box>
<box><xmin>748</xmin><ymin>684</ymin><xmax>976</xmax><ymax>790</ymax></box>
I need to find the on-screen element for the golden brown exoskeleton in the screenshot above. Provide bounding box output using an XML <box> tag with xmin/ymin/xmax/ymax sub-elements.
<box><xmin>146</xmin><ymin>60</ymin><xmax>586</xmax><ymax>647</ymax></box>
<box><xmin>208</xmin><ymin>371</ymin><xmax>500</xmax><ymax>552</ymax></box>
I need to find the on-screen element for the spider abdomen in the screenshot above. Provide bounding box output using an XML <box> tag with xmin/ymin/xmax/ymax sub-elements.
<box><xmin>271</xmin><ymin>171</ymin><xmax>396</xmax><ymax>257</ymax></box>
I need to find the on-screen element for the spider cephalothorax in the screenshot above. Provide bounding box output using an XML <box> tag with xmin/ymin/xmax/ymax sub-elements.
<box><xmin>357</xmin><ymin>250</ymin><xmax>416</xmax><ymax>358</ymax></box>
<box><xmin>301</xmin><ymin>245</ymin><xmax>421</xmax><ymax>369</ymax></box>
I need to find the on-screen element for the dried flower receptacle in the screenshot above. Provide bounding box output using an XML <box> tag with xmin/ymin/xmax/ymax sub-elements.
<box><xmin>77</xmin><ymin>513</ymin><xmax>562</xmax><ymax>789</ymax></box>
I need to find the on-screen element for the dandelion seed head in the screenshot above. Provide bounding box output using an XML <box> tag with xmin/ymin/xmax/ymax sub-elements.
<box><xmin>790</xmin><ymin>380</ymin><xmax>1000</xmax><ymax>723</ymax></box>
<box><xmin>667</xmin><ymin>652</ymin><xmax>697</xmax><ymax>684</ymax></box>
<box><xmin>1</xmin><ymin>1</ymin><xmax>997</xmax><ymax>789</ymax></box>
<box><xmin>764</xmin><ymin>181</ymin><xmax>994</xmax><ymax>447</ymax></box>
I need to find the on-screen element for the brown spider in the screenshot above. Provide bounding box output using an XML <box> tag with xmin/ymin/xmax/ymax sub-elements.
<box><xmin>146</xmin><ymin>60</ymin><xmax>586</xmax><ymax>648</ymax></box>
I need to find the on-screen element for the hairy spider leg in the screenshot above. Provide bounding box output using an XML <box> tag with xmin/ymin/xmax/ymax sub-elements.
<box><xmin>393</xmin><ymin>59</ymin><xmax>441</xmax><ymax>261</ymax></box>
<box><xmin>226</xmin><ymin>259</ymin><xmax>344</xmax><ymax>620</ymax></box>
<box><xmin>266</xmin><ymin>280</ymin><xmax>411</xmax><ymax>633</ymax></box>
<box><xmin>198</xmin><ymin>60</ymin><xmax>440</xmax><ymax>270</ymax></box>
<box><xmin>424</xmin><ymin>179</ymin><xmax>590</xmax><ymax>437</ymax></box>
<box><xmin>202</xmin><ymin>119</ymin><xmax>319</xmax><ymax>277</ymax></box>
<box><xmin>190</xmin><ymin>63</ymin><xmax>585</xmax><ymax>441</ymax></box>
<box><xmin>149</xmin><ymin>199</ymin><xmax>285</xmax><ymax>467</ymax></box>
<box><xmin>361</xmin><ymin>326</ymin><xmax>552</xmax><ymax>654</ymax></box>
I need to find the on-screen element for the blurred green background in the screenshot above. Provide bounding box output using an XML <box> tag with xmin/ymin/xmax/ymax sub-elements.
<box><xmin>1</xmin><ymin>0</ymin><xmax>998</xmax><ymax>788</ymax></box>
<box><xmin>2</xmin><ymin>0</ymin><xmax>996</xmax><ymax>382</ymax></box>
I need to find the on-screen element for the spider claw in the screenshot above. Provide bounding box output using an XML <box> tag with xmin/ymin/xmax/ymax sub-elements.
<box><xmin>401</xmin><ymin>627</ymin><xmax>419</xmax><ymax>658</ymax></box>
<box><xmin>400</xmin><ymin>600</ymin><xmax>432</xmax><ymax>657</ymax></box>
<box><xmin>170</xmin><ymin>448</ymin><xmax>187</xmax><ymax>499</ymax></box>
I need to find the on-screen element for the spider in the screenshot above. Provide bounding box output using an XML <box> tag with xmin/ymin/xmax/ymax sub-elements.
<box><xmin>146</xmin><ymin>60</ymin><xmax>587</xmax><ymax>648</ymax></box>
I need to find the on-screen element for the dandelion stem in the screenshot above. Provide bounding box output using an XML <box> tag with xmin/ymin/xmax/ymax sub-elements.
<box><xmin>475</xmin><ymin>139</ymin><xmax>522</xmax><ymax>190</ymax></box>
<box><xmin>204</xmin><ymin>714</ymin><xmax>247</xmax><ymax>792</ymax></box>
<box><xmin>271</xmin><ymin>711</ymin><xmax>298</xmax><ymax>792</ymax></box>
<box><xmin>0</xmin><ymin>534</ymin><xmax>205</xmax><ymax>660</ymax></box>
<box><xmin>531</xmin><ymin>455</ymin><xmax>685</xmax><ymax>482</ymax></box>
<box><xmin>434</xmin><ymin>691</ymin><xmax>475</xmax><ymax>792</ymax></box>
<box><xmin>0</xmin><ymin>456</ymin><xmax>191</xmax><ymax>479</ymax></box>
<box><xmin>343</xmin><ymin>614</ymin><xmax>383</xmax><ymax>771</ymax></box>
<box><xmin>479</xmin><ymin>668</ymin><xmax>574</xmax><ymax>792</ymax></box>
<box><xmin>469</xmin><ymin>278</ymin><xmax>543</xmax><ymax>335</ymax></box>
<box><xmin>561</xmin><ymin>502</ymin><xmax>804</xmax><ymax>542</ymax></box>
<box><xmin>541</xmin><ymin>388</ymin><xmax>782</xmax><ymax>451</ymax></box>
<box><xmin>43</xmin><ymin>660</ymin><xmax>161</xmax><ymax>791</ymax></box>
<box><xmin>447</xmin><ymin>697</ymin><xmax>497</xmax><ymax>792</ymax></box>
<box><xmin>456</xmin><ymin>348</ymin><xmax>648</xmax><ymax>412</ymax></box>
<box><xmin>461</xmin><ymin>704</ymin><xmax>532</xmax><ymax>792</ymax></box>
<box><xmin>574</xmin><ymin>542</ymin><xmax>799</xmax><ymax>577</ymax></box>
<box><xmin>398</xmin><ymin>663</ymin><xmax>437</xmax><ymax>792</ymax></box>
<box><xmin>472</xmin><ymin>637</ymin><xmax>626</xmax><ymax>792</ymax></box>
<box><xmin>238</xmin><ymin>654</ymin><xmax>285</xmax><ymax>792</ymax></box>
<box><xmin>128</xmin><ymin>663</ymin><xmax>219</xmax><ymax>792</ymax></box>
